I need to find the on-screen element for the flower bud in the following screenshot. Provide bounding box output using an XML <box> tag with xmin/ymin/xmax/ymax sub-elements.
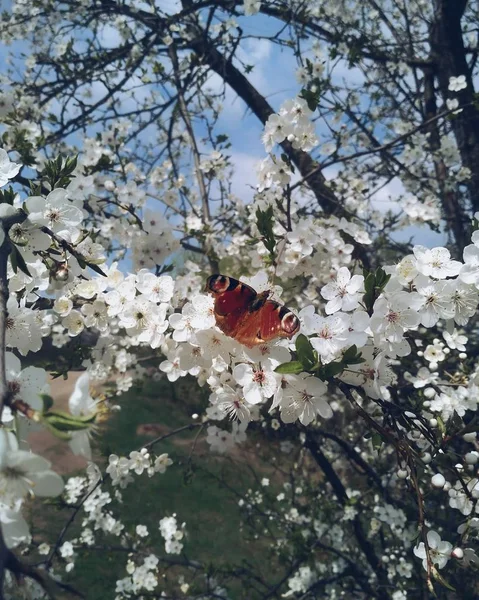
<box><xmin>431</xmin><ymin>473</ymin><xmax>446</xmax><ymax>489</ymax></box>
<box><xmin>465</xmin><ymin>452</ymin><xmax>478</xmax><ymax>465</ymax></box>
<box><xmin>422</xmin><ymin>452</ymin><xmax>432</xmax><ymax>464</ymax></box>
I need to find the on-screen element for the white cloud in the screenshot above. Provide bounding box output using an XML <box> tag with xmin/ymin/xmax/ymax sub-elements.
<box><xmin>229</xmin><ymin>151</ymin><xmax>260</xmax><ymax>203</ymax></box>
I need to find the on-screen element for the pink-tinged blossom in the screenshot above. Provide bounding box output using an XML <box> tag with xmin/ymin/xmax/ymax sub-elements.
<box><xmin>321</xmin><ymin>268</ymin><xmax>364</xmax><ymax>314</ymax></box>
<box><xmin>345</xmin><ymin>311</ymin><xmax>370</xmax><ymax>348</ymax></box>
<box><xmin>195</xmin><ymin>329</ymin><xmax>235</xmax><ymax>363</ymax></box>
<box><xmin>414</xmin><ymin>530</ymin><xmax>452</xmax><ymax>570</ymax></box>
<box><xmin>270</xmin><ymin>374</ymin><xmax>331</xmax><ymax>425</ymax></box>
<box><xmin>4</xmin><ymin>352</ymin><xmax>49</xmax><ymax>413</ymax></box>
<box><xmin>370</xmin><ymin>292</ymin><xmax>421</xmax><ymax>343</ymax></box>
<box><xmin>340</xmin><ymin>349</ymin><xmax>395</xmax><ymax>400</ymax></box>
<box><xmin>104</xmin><ymin>278</ymin><xmax>137</xmax><ymax>317</ymax></box>
<box><xmin>120</xmin><ymin>300</ymin><xmax>167</xmax><ymax>339</ymax></box>
<box><xmin>169</xmin><ymin>296</ymin><xmax>215</xmax><ymax>343</ymax></box>
<box><xmin>242</xmin><ymin>343</ymin><xmax>291</xmax><ymax>368</ymax></box>
<box><xmin>233</xmin><ymin>362</ymin><xmax>279</xmax><ymax>405</ymax></box>
<box><xmin>214</xmin><ymin>385</ymin><xmax>253</xmax><ymax>422</ymax></box>
<box><xmin>159</xmin><ymin>356</ymin><xmax>187</xmax><ymax>382</ymax></box>
<box><xmin>135</xmin><ymin>270</ymin><xmax>175</xmax><ymax>303</ymax></box>
<box><xmin>413</xmin><ymin>245</ymin><xmax>462</xmax><ymax>279</ymax></box>
<box><xmin>308</xmin><ymin>313</ymin><xmax>352</xmax><ymax>363</ymax></box>
<box><xmin>414</xmin><ymin>275</ymin><xmax>455</xmax><ymax>327</ymax></box>
<box><xmin>177</xmin><ymin>343</ymin><xmax>210</xmax><ymax>374</ymax></box>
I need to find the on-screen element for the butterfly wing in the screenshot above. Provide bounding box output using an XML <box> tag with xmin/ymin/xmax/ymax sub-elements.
<box><xmin>206</xmin><ymin>275</ymin><xmax>257</xmax><ymax>315</ymax></box>
<box><xmin>233</xmin><ymin>300</ymin><xmax>300</xmax><ymax>347</ymax></box>
<box><xmin>206</xmin><ymin>275</ymin><xmax>257</xmax><ymax>338</ymax></box>
<box><xmin>206</xmin><ymin>275</ymin><xmax>300</xmax><ymax>347</ymax></box>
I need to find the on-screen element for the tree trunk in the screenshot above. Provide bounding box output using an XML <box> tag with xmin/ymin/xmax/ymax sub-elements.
<box><xmin>431</xmin><ymin>0</ymin><xmax>479</xmax><ymax>217</ymax></box>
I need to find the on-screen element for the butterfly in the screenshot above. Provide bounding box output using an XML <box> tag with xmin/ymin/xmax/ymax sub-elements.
<box><xmin>206</xmin><ymin>274</ymin><xmax>300</xmax><ymax>348</ymax></box>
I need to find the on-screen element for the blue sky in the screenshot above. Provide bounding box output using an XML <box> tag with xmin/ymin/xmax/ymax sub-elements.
<box><xmin>0</xmin><ymin>3</ymin><xmax>447</xmax><ymax>249</ymax></box>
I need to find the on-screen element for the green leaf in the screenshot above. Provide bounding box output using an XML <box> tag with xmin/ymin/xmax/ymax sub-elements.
<box><xmin>40</xmin><ymin>394</ymin><xmax>54</xmax><ymax>412</ymax></box>
<box><xmin>10</xmin><ymin>245</ymin><xmax>31</xmax><ymax>277</ymax></box>
<box><xmin>64</xmin><ymin>155</ymin><xmax>78</xmax><ymax>175</ymax></box>
<box><xmin>342</xmin><ymin>345</ymin><xmax>365</xmax><ymax>365</ymax></box>
<box><xmin>362</xmin><ymin>272</ymin><xmax>375</xmax><ymax>313</ymax></box>
<box><xmin>375</xmin><ymin>267</ymin><xmax>391</xmax><ymax>288</ymax></box>
<box><xmin>320</xmin><ymin>361</ymin><xmax>345</xmax><ymax>379</ymax></box>
<box><xmin>43</xmin><ymin>421</ymin><xmax>72</xmax><ymax>441</ymax></box>
<box><xmin>458</xmin><ymin>417</ymin><xmax>478</xmax><ymax>434</ymax></box>
<box><xmin>0</xmin><ymin>187</ymin><xmax>15</xmax><ymax>206</ymax></box>
<box><xmin>431</xmin><ymin>566</ymin><xmax>456</xmax><ymax>592</ymax></box>
<box><xmin>255</xmin><ymin>205</ymin><xmax>276</xmax><ymax>261</ymax></box>
<box><xmin>371</xmin><ymin>432</ymin><xmax>383</xmax><ymax>452</ymax></box>
<box><xmin>87</xmin><ymin>262</ymin><xmax>107</xmax><ymax>277</ymax></box>
<box><xmin>299</xmin><ymin>87</ymin><xmax>320</xmax><ymax>112</ymax></box>
<box><xmin>275</xmin><ymin>361</ymin><xmax>305</xmax><ymax>374</ymax></box>
<box><xmin>42</xmin><ymin>409</ymin><xmax>96</xmax><ymax>432</ymax></box>
<box><xmin>343</xmin><ymin>345</ymin><xmax>358</xmax><ymax>362</ymax></box>
<box><xmin>362</xmin><ymin>267</ymin><xmax>391</xmax><ymax>315</ymax></box>
<box><xmin>436</xmin><ymin>415</ymin><xmax>446</xmax><ymax>436</ymax></box>
<box><xmin>296</xmin><ymin>334</ymin><xmax>317</xmax><ymax>370</ymax></box>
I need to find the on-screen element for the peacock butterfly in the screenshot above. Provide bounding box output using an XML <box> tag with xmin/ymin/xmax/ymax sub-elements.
<box><xmin>206</xmin><ymin>274</ymin><xmax>300</xmax><ymax>348</ymax></box>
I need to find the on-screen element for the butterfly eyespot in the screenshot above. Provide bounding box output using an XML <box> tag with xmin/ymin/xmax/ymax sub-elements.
<box><xmin>208</xmin><ymin>274</ymin><xmax>230</xmax><ymax>293</ymax></box>
<box><xmin>281</xmin><ymin>312</ymin><xmax>300</xmax><ymax>335</ymax></box>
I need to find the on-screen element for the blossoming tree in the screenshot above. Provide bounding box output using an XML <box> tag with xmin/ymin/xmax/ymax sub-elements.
<box><xmin>0</xmin><ymin>0</ymin><xmax>478</xmax><ymax>598</ymax></box>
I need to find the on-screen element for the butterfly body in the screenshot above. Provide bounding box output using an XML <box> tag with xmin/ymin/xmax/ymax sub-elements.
<box><xmin>206</xmin><ymin>274</ymin><xmax>300</xmax><ymax>348</ymax></box>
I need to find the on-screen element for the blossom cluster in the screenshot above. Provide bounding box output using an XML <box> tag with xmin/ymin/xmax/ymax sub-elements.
<box><xmin>0</xmin><ymin>31</ymin><xmax>478</xmax><ymax>593</ymax></box>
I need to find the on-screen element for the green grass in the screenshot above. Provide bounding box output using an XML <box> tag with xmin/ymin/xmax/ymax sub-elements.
<box><xmin>49</xmin><ymin>376</ymin><xmax>271</xmax><ymax>599</ymax></box>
